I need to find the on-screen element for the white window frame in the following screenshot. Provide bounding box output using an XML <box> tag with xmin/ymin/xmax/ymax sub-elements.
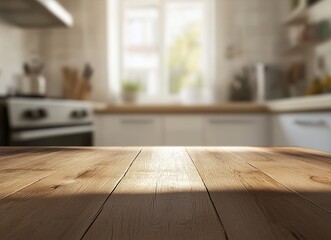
<box><xmin>108</xmin><ymin>0</ymin><xmax>216</xmax><ymax>103</ymax></box>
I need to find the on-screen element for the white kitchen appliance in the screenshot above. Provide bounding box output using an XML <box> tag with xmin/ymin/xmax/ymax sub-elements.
<box><xmin>0</xmin><ymin>97</ymin><xmax>94</xmax><ymax>146</ymax></box>
<box><xmin>248</xmin><ymin>63</ymin><xmax>285</xmax><ymax>102</ymax></box>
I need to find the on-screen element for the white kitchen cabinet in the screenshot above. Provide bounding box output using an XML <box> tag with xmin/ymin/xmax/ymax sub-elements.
<box><xmin>164</xmin><ymin>116</ymin><xmax>203</xmax><ymax>146</ymax></box>
<box><xmin>117</xmin><ymin>115</ymin><xmax>163</xmax><ymax>146</ymax></box>
<box><xmin>94</xmin><ymin>115</ymin><xmax>163</xmax><ymax>146</ymax></box>
<box><xmin>95</xmin><ymin>114</ymin><xmax>270</xmax><ymax>147</ymax></box>
<box><xmin>204</xmin><ymin>114</ymin><xmax>270</xmax><ymax>146</ymax></box>
<box><xmin>272</xmin><ymin>113</ymin><xmax>331</xmax><ymax>152</ymax></box>
<box><xmin>94</xmin><ymin>115</ymin><xmax>119</xmax><ymax>146</ymax></box>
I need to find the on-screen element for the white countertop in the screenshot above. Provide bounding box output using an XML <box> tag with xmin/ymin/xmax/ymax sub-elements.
<box><xmin>267</xmin><ymin>94</ymin><xmax>331</xmax><ymax>113</ymax></box>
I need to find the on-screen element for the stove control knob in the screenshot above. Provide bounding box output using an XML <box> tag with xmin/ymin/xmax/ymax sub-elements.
<box><xmin>23</xmin><ymin>110</ymin><xmax>34</xmax><ymax>119</ymax></box>
<box><xmin>37</xmin><ymin>108</ymin><xmax>48</xmax><ymax>118</ymax></box>
<box><xmin>80</xmin><ymin>110</ymin><xmax>88</xmax><ymax>117</ymax></box>
<box><xmin>71</xmin><ymin>110</ymin><xmax>80</xmax><ymax>119</ymax></box>
<box><xmin>71</xmin><ymin>110</ymin><xmax>88</xmax><ymax>119</ymax></box>
<box><xmin>23</xmin><ymin>109</ymin><xmax>47</xmax><ymax>120</ymax></box>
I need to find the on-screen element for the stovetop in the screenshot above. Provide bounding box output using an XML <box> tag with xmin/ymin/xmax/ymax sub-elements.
<box><xmin>1</xmin><ymin>97</ymin><xmax>93</xmax><ymax>129</ymax></box>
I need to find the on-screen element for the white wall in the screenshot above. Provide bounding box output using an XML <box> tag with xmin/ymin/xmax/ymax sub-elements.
<box><xmin>213</xmin><ymin>0</ymin><xmax>287</xmax><ymax>102</ymax></box>
<box><xmin>0</xmin><ymin>20</ymin><xmax>40</xmax><ymax>96</ymax></box>
<box><xmin>36</xmin><ymin>0</ymin><xmax>286</xmax><ymax>102</ymax></box>
<box><xmin>0</xmin><ymin>0</ymin><xmax>109</xmax><ymax>101</ymax></box>
<box><xmin>39</xmin><ymin>0</ymin><xmax>109</xmax><ymax>101</ymax></box>
<box><xmin>310</xmin><ymin>0</ymin><xmax>331</xmax><ymax>77</ymax></box>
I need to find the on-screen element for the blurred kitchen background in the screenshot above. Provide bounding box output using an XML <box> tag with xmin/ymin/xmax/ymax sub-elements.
<box><xmin>0</xmin><ymin>0</ymin><xmax>331</xmax><ymax>152</ymax></box>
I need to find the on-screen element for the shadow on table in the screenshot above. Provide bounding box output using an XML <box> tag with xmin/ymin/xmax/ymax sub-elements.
<box><xmin>0</xmin><ymin>188</ymin><xmax>331</xmax><ymax>239</ymax></box>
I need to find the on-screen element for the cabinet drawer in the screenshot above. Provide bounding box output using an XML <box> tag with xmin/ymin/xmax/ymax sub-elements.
<box><xmin>273</xmin><ymin>113</ymin><xmax>331</xmax><ymax>152</ymax></box>
<box><xmin>117</xmin><ymin>115</ymin><xmax>163</xmax><ymax>146</ymax></box>
<box><xmin>204</xmin><ymin>115</ymin><xmax>269</xmax><ymax>146</ymax></box>
<box><xmin>95</xmin><ymin>115</ymin><xmax>162</xmax><ymax>146</ymax></box>
<box><xmin>164</xmin><ymin>116</ymin><xmax>203</xmax><ymax>146</ymax></box>
<box><xmin>94</xmin><ymin>115</ymin><xmax>118</xmax><ymax>146</ymax></box>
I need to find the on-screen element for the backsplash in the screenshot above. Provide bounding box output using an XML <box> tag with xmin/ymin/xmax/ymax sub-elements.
<box><xmin>0</xmin><ymin>19</ymin><xmax>40</xmax><ymax>96</ymax></box>
<box><xmin>207</xmin><ymin>0</ymin><xmax>287</xmax><ymax>102</ymax></box>
<box><xmin>39</xmin><ymin>0</ymin><xmax>109</xmax><ymax>101</ymax></box>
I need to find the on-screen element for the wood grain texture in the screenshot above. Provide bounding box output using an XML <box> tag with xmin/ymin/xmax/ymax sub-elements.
<box><xmin>83</xmin><ymin>148</ymin><xmax>227</xmax><ymax>240</ymax></box>
<box><xmin>0</xmin><ymin>147</ymin><xmax>61</xmax><ymax>168</ymax></box>
<box><xmin>0</xmin><ymin>148</ymin><xmax>96</xmax><ymax>200</ymax></box>
<box><xmin>0</xmin><ymin>147</ymin><xmax>331</xmax><ymax>240</ymax></box>
<box><xmin>187</xmin><ymin>147</ymin><xmax>331</xmax><ymax>240</ymax></box>
<box><xmin>282</xmin><ymin>147</ymin><xmax>331</xmax><ymax>167</ymax></box>
<box><xmin>0</xmin><ymin>148</ymin><xmax>141</xmax><ymax>240</ymax></box>
<box><xmin>0</xmin><ymin>168</ymin><xmax>53</xmax><ymax>201</ymax></box>
<box><xmin>236</xmin><ymin>147</ymin><xmax>331</xmax><ymax>213</ymax></box>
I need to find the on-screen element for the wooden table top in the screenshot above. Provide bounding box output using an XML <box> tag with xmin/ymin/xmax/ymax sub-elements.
<box><xmin>1</xmin><ymin>147</ymin><xmax>331</xmax><ymax>240</ymax></box>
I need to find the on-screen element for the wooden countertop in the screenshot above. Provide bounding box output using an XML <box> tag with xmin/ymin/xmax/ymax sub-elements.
<box><xmin>94</xmin><ymin>103</ymin><xmax>268</xmax><ymax>114</ymax></box>
<box><xmin>1</xmin><ymin>147</ymin><xmax>331</xmax><ymax>239</ymax></box>
<box><xmin>94</xmin><ymin>94</ymin><xmax>331</xmax><ymax>114</ymax></box>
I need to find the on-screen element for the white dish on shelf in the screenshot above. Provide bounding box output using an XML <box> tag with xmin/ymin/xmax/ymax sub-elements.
<box><xmin>284</xmin><ymin>0</ymin><xmax>308</xmax><ymax>25</ymax></box>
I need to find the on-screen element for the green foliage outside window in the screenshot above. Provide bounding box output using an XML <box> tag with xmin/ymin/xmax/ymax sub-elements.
<box><xmin>168</xmin><ymin>22</ymin><xmax>204</xmax><ymax>94</ymax></box>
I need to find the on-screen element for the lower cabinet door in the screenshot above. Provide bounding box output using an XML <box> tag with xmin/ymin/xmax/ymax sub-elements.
<box><xmin>164</xmin><ymin>116</ymin><xmax>203</xmax><ymax>146</ymax></box>
<box><xmin>204</xmin><ymin>115</ymin><xmax>269</xmax><ymax>146</ymax></box>
<box><xmin>273</xmin><ymin>113</ymin><xmax>331</xmax><ymax>152</ymax></box>
<box><xmin>94</xmin><ymin>115</ymin><xmax>163</xmax><ymax>146</ymax></box>
<box><xmin>94</xmin><ymin>115</ymin><xmax>118</xmax><ymax>146</ymax></box>
<box><xmin>117</xmin><ymin>115</ymin><xmax>163</xmax><ymax>146</ymax></box>
<box><xmin>95</xmin><ymin>114</ymin><xmax>270</xmax><ymax>147</ymax></box>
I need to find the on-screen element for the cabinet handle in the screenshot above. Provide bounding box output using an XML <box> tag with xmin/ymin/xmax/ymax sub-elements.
<box><xmin>121</xmin><ymin>119</ymin><xmax>154</xmax><ymax>125</ymax></box>
<box><xmin>294</xmin><ymin>120</ymin><xmax>327</xmax><ymax>127</ymax></box>
<box><xmin>209</xmin><ymin>119</ymin><xmax>253</xmax><ymax>125</ymax></box>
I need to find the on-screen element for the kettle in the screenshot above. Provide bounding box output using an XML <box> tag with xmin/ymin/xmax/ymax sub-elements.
<box><xmin>17</xmin><ymin>60</ymin><xmax>46</xmax><ymax>97</ymax></box>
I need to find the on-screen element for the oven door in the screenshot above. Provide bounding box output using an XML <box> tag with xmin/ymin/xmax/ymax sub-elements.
<box><xmin>10</xmin><ymin>125</ymin><xmax>94</xmax><ymax>146</ymax></box>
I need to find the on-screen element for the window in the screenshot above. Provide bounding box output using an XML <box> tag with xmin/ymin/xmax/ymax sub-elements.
<box><xmin>122</xmin><ymin>6</ymin><xmax>160</xmax><ymax>96</ymax></box>
<box><xmin>113</xmin><ymin>0</ymin><xmax>214</xmax><ymax>100</ymax></box>
<box><xmin>166</xmin><ymin>1</ymin><xmax>206</xmax><ymax>95</ymax></box>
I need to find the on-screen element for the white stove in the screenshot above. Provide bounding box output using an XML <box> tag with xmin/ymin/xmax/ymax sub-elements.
<box><xmin>0</xmin><ymin>97</ymin><xmax>94</xmax><ymax>146</ymax></box>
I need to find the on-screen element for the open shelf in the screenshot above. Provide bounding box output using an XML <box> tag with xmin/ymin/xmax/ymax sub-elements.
<box><xmin>283</xmin><ymin>0</ymin><xmax>326</xmax><ymax>26</ymax></box>
<box><xmin>283</xmin><ymin>43</ymin><xmax>312</xmax><ymax>56</ymax></box>
<box><xmin>283</xmin><ymin>37</ymin><xmax>331</xmax><ymax>56</ymax></box>
<box><xmin>283</xmin><ymin>10</ymin><xmax>308</xmax><ymax>26</ymax></box>
<box><xmin>283</xmin><ymin>0</ymin><xmax>308</xmax><ymax>26</ymax></box>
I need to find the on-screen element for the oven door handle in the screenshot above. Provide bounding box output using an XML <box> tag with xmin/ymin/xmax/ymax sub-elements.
<box><xmin>11</xmin><ymin>126</ymin><xmax>94</xmax><ymax>141</ymax></box>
